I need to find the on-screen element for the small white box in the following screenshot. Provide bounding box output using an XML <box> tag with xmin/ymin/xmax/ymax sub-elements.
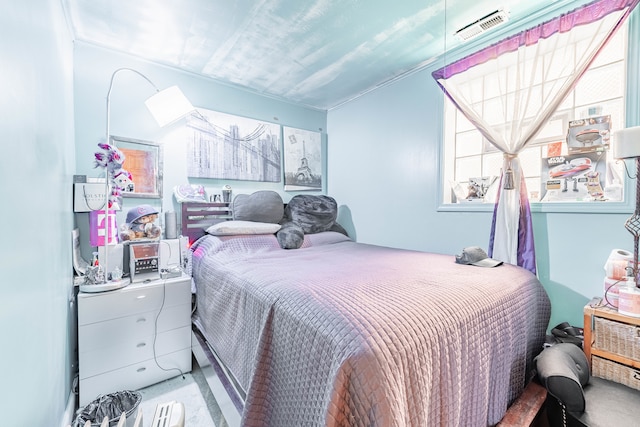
<box><xmin>159</xmin><ymin>239</ymin><xmax>181</xmax><ymax>271</ymax></box>
<box><xmin>74</xmin><ymin>183</ymin><xmax>107</xmax><ymax>212</ymax></box>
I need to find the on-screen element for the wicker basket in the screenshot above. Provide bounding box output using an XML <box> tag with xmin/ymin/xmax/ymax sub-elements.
<box><xmin>592</xmin><ymin>356</ymin><xmax>640</xmax><ymax>391</ymax></box>
<box><xmin>594</xmin><ymin>317</ymin><xmax>640</xmax><ymax>361</ymax></box>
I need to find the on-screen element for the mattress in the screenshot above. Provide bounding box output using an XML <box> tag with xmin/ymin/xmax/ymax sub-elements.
<box><xmin>191</xmin><ymin>231</ymin><xmax>551</xmax><ymax>426</ymax></box>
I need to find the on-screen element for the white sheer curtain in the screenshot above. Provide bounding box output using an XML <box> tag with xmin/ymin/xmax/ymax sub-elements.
<box><xmin>433</xmin><ymin>0</ymin><xmax>638</xmax><ymax>273</ymax></box>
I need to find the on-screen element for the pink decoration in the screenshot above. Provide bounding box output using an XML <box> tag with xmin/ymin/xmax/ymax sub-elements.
<box><xmin>89</xmin><ymin>210</ymin><xmax>118</xmax><ymax>246</ymax></box>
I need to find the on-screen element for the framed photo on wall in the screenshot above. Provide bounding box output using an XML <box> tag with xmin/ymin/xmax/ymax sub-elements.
<box><xmin>110</xmin><ymin>135</ymin><xmax>163</xmax><ymax>198</ymax></box>
<box><xmin>283</xmin><ymin>126</ymin><xmax>322</xmax><ymax>191</ymax></box>
<box><xmin>185</xmin><ymin>108</ymin><xmax>282</xmax><ymax>182</ymax></box>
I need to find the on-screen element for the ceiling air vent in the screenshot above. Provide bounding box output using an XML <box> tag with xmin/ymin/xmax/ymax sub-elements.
<box><xmin>455</xmin><ymin>9</ymin><xmax>510</xmax><ymax>42</ymax></box>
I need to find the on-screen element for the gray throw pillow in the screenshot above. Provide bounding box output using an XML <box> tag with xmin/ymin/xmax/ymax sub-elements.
<box><xmin>232</xmin><ymin>191</ymin><xmax>284</xmax><ymax>224</ymax></box>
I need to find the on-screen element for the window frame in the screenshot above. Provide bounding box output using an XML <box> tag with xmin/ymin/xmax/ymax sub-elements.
<box><xmin>436</xmin><ymin>9</ymin><xmax>639</xmax><ymax>215</ymax></box>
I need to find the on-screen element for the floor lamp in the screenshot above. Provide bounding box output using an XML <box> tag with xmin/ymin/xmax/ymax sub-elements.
<box><xmin>97</xmin><ymin>68</ymin><xmax>194</xmax><ymax>288</ymax></box>
<box><xmin>613</xmin><ymin>125</ymin><xmax>640</xmax><ymax>288</ymax></box>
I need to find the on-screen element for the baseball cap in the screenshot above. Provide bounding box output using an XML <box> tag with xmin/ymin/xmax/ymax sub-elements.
<box><xmin>125</xmin><ymin>204</ymin><xmax>159</xmax><ymax>224</ymax></box>
<box><xmin>455</xmin><ymin>246</ymin><xmax>503</xmax><ymax>267</ymax></box>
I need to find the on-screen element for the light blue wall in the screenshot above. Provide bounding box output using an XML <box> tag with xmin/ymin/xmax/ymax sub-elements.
<box><xmin>73</xmin><ymin>43</ymin><xmax>327</xmax><ymax>259</ymax></box>
<box><xmin>327</xmin><ymin>71</ymin><xmax>473</xmax><ymax>250</ymax></box>
<box><xmin>327</xmin><ymin>12</ymin><xmax>638</xmax><ymax>331</ymax></box>
<box><xmin>0</xmin><ymin>0</ymin><xmax>76</xmax><ymax>426</ymax></box>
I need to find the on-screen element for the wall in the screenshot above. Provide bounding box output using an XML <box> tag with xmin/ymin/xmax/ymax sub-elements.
<box><xmin>0</xmin><ymin>0</ymin><xmax>76</xmax><ymax>425</ymax></box>
<box><xmin>73</xmin><ymin>43</ymin><xmax>326</xmax><ymax>259</ymax></box>
<box><xmin>327</xmin><ymin>17</ymin><xmax>637</xmax><ymax>330</ymax></box>
<box><xmin>327</xmin><ymin>69</ymin><xmax>498</xmax><ymax>250</ymax></box>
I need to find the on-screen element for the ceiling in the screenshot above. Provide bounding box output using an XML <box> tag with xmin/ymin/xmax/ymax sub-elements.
<box><xmin>62</xmin><ymin>0</ymin><xmax>565</xmax><ymax>110</ymax></box>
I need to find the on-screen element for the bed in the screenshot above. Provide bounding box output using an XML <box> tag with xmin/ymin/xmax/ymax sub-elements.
<box><xmin>184</xmin><ymin>194</ymin><xmax>551</xmax><ymax>427</ymax></box>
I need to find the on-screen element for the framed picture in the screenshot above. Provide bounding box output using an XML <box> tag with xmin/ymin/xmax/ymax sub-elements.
<box><xmin>283</xmin><ymin>126</ymin><xmax>322</xmax><ymax>191</ymax></box>
<box><xmin>110</xmin><ymin>135</ymin><xmax>163</xmax><ymax>198</ymax></box>
<box><xmin>185</xmin><ymin>108</ymin><xmax>281</xmax><ymax>182</ymax></box>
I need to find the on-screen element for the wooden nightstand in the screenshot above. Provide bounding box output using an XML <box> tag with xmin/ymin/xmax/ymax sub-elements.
<box><xmin>583</xmin><ymin>301</ymin><xmax>640</xmax><ymax>391</ymax></box>
<box><xmin>77</xmin><ymin>275</ymin><xmax>192</xmax><ymax>406</ymax></box>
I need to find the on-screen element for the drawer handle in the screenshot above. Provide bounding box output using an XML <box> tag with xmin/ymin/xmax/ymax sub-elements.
<box><xmin>136</xmin><ymin>367</ymin><xmax>146</xmax><ymax>373</ymax></box>
<box><xmin>634</xmin><ymin>372</ymin><xmax>640</xmax><ymax>381</ymax></box>
<box><xmin>136</xmin><ymin>342</ymin><xmax>146</xmax><ymax>348</ymax></box>
<box><xmin>136</xmin><ymin>318</ymin><xmax>146</xmax><ymax>323</ymax></box>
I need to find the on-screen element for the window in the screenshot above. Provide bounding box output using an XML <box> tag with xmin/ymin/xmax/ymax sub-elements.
<box><xmin>442</xmin><ymin>22</ymin><xmax>628</xmax><ymax>206</ymax></box>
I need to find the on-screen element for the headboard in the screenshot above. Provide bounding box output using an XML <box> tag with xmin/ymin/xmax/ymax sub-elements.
<box><xmin>181</xmin><ymin>202</ymin><xmax>232</xmax><ymax>244</ymax></box>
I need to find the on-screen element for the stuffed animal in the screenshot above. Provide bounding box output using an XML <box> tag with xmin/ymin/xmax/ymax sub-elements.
<box><xmin>276</xmin><ymin>195</ymin><xmax>348</xmax><ymax>249</ymax></box>
<box><xmin>113</xmin><ymin>170</ymin><xmax>134</xmax><ymax>193</ymax></box>
<box><xmin>94</xmin><ymin>142</ymin><xmax>132</xmax><ymax>209</ymax></box>
<box><xmin>119</xmin><ymin>205</ymin><xmax>162</xmax><ymax>241</ymax></box>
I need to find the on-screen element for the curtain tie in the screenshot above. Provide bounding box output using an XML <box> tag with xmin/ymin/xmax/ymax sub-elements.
<box><xmin>503</xmin><ymin>154</ymin><xmax>517</xmax><ymax>190</ymax></box>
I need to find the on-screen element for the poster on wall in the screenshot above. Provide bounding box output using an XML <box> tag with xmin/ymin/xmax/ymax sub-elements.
<box><xmin>283</xmin><ymin>126</ymin><xmax>322</xmax><ymax>191</ymax></box>
<box><xmin>185</xmin><ymin>108</ymin><xmax>281</xmax><ymax>182</ymax></box>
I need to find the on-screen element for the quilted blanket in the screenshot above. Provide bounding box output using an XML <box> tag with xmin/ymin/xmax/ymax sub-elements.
<box><xmin>192</xmin><ymin>232</ymin><xmax>550</xmax><ymax>427</ymax></box>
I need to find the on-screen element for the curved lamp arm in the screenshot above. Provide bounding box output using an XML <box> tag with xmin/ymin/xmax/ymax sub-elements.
<box><xmin>105</xmin><ymin>67</ymin><xmax>194</xmax><ymax>141</ymax></box>
<box><xmin>106</xmin><ymin>68</ymin><xmax>159</xmax><ymax>142</ymax></box>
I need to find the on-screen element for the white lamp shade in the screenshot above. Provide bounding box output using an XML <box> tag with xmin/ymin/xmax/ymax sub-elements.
<box><xmin>613</xmin><ymin>126</ymin><xmax>640</xmax><ymax>159</ymax></box>
<box><xmin>144</xmin><ymin>85</ymin><xmax>194</xmax><ymax>127</ymax></box>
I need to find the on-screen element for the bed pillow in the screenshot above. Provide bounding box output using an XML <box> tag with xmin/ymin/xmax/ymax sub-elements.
<box><xmin>206</xmin><ymin>220</ymin><xmax>281</xmax><ymax>236</ymax></box>
<box><xmin>232</xmin><ymin>191</ymin><xmax>284</xmax><ymax>224</ymax></box>
<box><xmin>173</xmin><ymin>184</ymin><xmax>207</xmax><ymax>203</ymax></box>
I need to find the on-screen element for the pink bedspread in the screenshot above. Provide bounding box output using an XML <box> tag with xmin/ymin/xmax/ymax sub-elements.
<box><xmin>192</xmin><ymin>232</ymin><xmax>550</xmax><ymax>426</ymax></box>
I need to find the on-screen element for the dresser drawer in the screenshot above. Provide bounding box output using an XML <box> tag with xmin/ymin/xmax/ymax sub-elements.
<box><xmin>594</xmin><ymin>317</ymin><xmax>640</xmax><ymax>361</ymax></box>
<box><xmin>78</xmin><ymin>277</ymin><xmax>191</xmax><ymax>325</ymax></box>
<box><xmin>79</xmin><ymin>348</ymin><xmax>192</xmax><ymax>406</ymax></box>
<box><xmin>79</xmin><ymin>326</ymin><xmax>191</xmax><ymax>379</ymax></box>
<box><xmin>78</xmin><ymin>304</ymin><xmax>190</xmax><ymax>352</ymax></box>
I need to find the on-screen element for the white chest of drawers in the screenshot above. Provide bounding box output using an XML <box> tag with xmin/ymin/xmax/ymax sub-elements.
<box><xmin>78</xmin><ymin>275</ymin><xmax>192</xmax><ymax>406</ymax></box>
